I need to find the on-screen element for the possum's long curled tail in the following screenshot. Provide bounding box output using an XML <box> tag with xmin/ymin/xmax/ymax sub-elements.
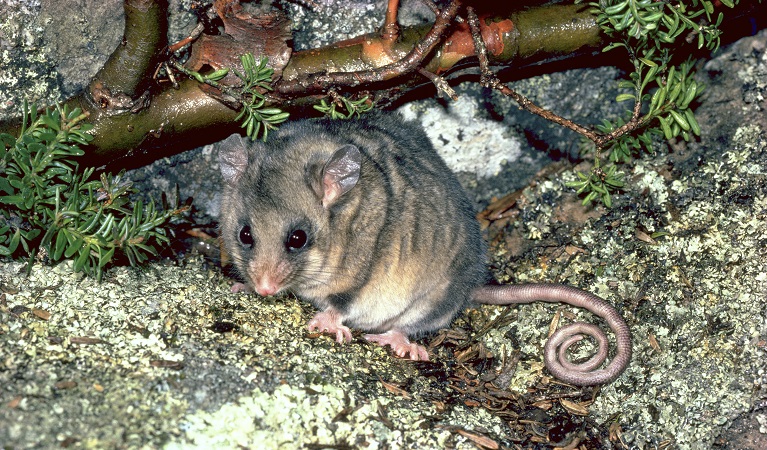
<box><xmin>472</xmin><ymin>283</ymin><xmax>632</xmax><ymax>386</ymax></box>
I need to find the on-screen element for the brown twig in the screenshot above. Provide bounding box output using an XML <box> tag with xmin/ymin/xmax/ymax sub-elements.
<box><xmin>466</xmin><ymin>6</ymin><xmax>646</xmax><ymax>151</ymax></box>
<box><xmin>416</xmin><ymin>0</ymin><xmax>439</xmax><ymax>16</ymax></box>
<box><xmin>417</xmin><ymin>68</ymin><xmax>457</xmax><ymax>100</ymax></box>
<box><xmin>168</xmin><ymin>22</ymin><xmax>205</xmax><ymax>54</ymax></box>
<box><xmin>598</xmin><ymin>99</ymin><xmax>643</xmax><ymax>147</ymax></box>
<box><xmin>275</xmin><ymin>0</ymin><xmax>461</xmax><ymax>96</ymax></box>
<box><xmin>381</xmin><ymin>0</ymin><xmax>400</xmax><ymax>45</ymax></box>
<box><xmin>417</xmin><ymin>0</ymin><xmax>463</xmax><ymax>23</ymax></box>
<box><xmin>466</xmin><ymin>7</ymin><xmax>493</xmax><ymax>88</ymax></box>
<box><xmin>466</xmin><ymin>7</ymin><xmax>601</xmax><ymax>144</ymax></box>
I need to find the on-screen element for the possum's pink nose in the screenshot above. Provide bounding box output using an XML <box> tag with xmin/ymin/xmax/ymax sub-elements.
<box><xmin>249</xmin><ymin>261</ymin><xmax>286</xmax><ymax>297</ymax></box>
<box><xmin>254</xmin><ymin>276</ymin><xmax>281</xmax><ymax>296</ymax></box>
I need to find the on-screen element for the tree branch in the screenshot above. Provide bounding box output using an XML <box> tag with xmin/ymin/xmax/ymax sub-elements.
<box><xmin>275</xmin><ymin>0</ymin><xmax>463</xmax><ymax>96</ymax></box>
<box><xmin>88</xmin><ymin>0</ymin><xmax>169</xmax><ymax>109</ymax></box>
<box><xmin>3</xmin><ymin>0</ymin><xmax>760</xmax><ymax>170</ymax></box>
<box><xmin>467</xmin><ymin>6</ymin><xmax>641</xmax><ymax>151</ymax></box>
<box><xmin>0</xmin><ymin>1</ymin><xmax>610</xmax><ymax>169</ymax></box>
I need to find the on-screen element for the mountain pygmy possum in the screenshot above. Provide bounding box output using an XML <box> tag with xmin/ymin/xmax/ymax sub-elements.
<box><xmin>218</xmin><ymin>114</ymin><xmax>631</xmax><ymax>386</ymax></box>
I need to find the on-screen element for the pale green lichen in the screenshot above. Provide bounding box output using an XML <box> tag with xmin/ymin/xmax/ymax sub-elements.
<box><xmin>166</xmin><ymin>384</ymin><xmax>357</xmax><ymax>449</ymax></box>
<box><xmin>477</xmin><ymin>117</ymin><xmax>767</xmax><ymax>448</ymax></box>
<box><xmin>602</xmin><ymin>126</ymin><xmax>766</xmax><ymax>447</ymax></box>
<box><xmin>164</xmin><ymin>381</ymin><xmax>495</xmax><ymax>449</ymax></box>
<box><xmin>400</xmin><ymin>97</ymin><xmax>525</xmax><ymax>180</ymax></box>
<box><xmin>634</xmin><ymin>161</ymin><xmax>670</xmax><ymax>207</ymax></box>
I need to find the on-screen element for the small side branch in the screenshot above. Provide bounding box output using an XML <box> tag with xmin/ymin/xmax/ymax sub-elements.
<box><xmin>381</xmin><ymin>0</ymin><xmax>401</xmax><ymax>45</ymax></box>
<box><xmin>466</xmin><ymin>6</ymin><xmax>646</xmax><ymax>151</ymax></box>
<box><xmin>466</xmin><ymin>7</ymin><xmax>601</xmax><ymax>145</ymax></box>
<box><xmin>417</xmin><ymin>68</ymin><xmax>457</xmax><ymax>100</ymax></box>
<box><xmin>88</xmin><ymin>0</ymin><xmax>169</xmax><ymax>111</ymax></box>
<box><xmin>276</xmin><ymin>0</ymin><xmax>461</xmax><ymax>96</ymax></box>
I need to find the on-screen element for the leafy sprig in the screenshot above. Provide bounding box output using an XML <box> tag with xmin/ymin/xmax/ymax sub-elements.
<box><xmin>177</xmin><ymin>53</ymin><xmax>289</xmax><ymax>141</ymax></box>
<box><xmin>566</xmin><ymin>159</ymin><xmax>625</xmax><ymax>208</ymax></box>
<box><xmin>570</xmin><ymin>0</ymin><xmax>736</xmax><ymax>206</ymax></box>
<box><xmin>0</xmin><ymin>102</ymin><xmax>188</xmax><ymax>280</ymax></box>
<box><xmin>595</xmin><ymin>0</ymin><xmax>728</xmax><ymax>51</ymax></box>
<box><xmin>232</xmin><ymin>54</ymin><xmax>290</xmax><ymax>140</ymax></box>
<box><xmin>314</xmin><ymin>94</ymin><xmax>374</xmax><ymax>119</ymax></box>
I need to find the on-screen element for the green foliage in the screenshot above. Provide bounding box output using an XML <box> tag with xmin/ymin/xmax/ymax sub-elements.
<box><xmin>0</xmin><ymin>102</ymin><xmax>188</xmax><ymax>280</ymax></box>
<box><xmin>232</xmin><ymin>54</ymin><xmax>290</xmax><ymax>141</ymax></box>
<box><xmin>571</xmin><ymin>0</ymin><xmax>737</xmax><ymax>206</ymax></box>
<box><xmin>594</xmin><ymin>0</ymin><xmax>729</xmax><ymax>51</ymax></box>
<box><xmin>314</xmin><ymin>95</ymin><xmax>374</xmax><ymax>119</ymax></box>
<box><xmin>650</xmin><ymin>60</ymin><xmax>704</xmax><ymax>140</ymax></box>
<box><xmin>189</xmin><ymin>67</ymin><xmax>230</xmax><ymax>84</ymax></box>
<box><xmin>180</xmin><ymin>53</ymin><xmax>289</xmax><ymax>141</ymax></box>
<box><xmin>579</xmin><ymin>112</ymin><xmax>662</xmax><ymax>167</ymax></box>
<box><xmin>565</xmin><ymin>159</ymin><xmax>625</xmax><ymax>208</ymax></box>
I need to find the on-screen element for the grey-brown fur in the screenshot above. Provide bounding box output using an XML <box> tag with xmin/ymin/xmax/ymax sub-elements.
<box><xmin>218</xmin><ymin>114</ymin><xmax>631</xmax><ymax>386</ymax></box>
<box><xmin>218</xmin><ymin>114</ymin><xmax>487</xmax><ymax>338</ymax></box>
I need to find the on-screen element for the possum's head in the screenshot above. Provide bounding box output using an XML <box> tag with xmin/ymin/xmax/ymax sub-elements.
<box><xmin>218</xmin><ymin>132</ymin><xmax>361</xmax><ymax>298</ymax></box>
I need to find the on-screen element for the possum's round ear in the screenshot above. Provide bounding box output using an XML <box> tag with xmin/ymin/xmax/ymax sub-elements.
<box><xmin>218</xmin><ymin>134</ymin><xmax>249</xmax><ymax>185</ymax></box>
<box><xmin>321</xmin><ymin>144</ymin><xmax>361</xmax><ymax>207</ymax></box>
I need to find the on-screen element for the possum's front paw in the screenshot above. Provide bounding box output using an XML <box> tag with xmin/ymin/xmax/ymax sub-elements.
<box><xmin>365</xmin><ymin>330</ymin><xmax>429</xmax><ymax>361</ymax></box>
<box><xmin>230</xmin><ymin>282</ymin><xmax>252</xmax><ymax>293</ymax></box>
<box><xmin>307</xmin><ymin>309</ymin><xmax>352</xmax><ymax>344</ymax></box>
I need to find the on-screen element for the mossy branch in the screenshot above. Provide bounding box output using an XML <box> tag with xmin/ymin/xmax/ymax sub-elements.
<box><xmin>0</xmin><ymin>0</ymin><xmax>612</xmax><ymax>170</ymax></box>
<box><xmin>0</xmin><ymin>0</ymin><xmax>762</xmax><ymax>193</ymax></box>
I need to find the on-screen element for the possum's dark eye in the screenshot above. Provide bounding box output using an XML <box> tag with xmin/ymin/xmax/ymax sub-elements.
<box><xmin>285</xmin><ymin>229</ymin><xmax>308</xmax><ymax>252</ymax></box>
<box><xmin>239</xmin><ymin>225</ymin><xmax>254</xmax><ymax>248</ymax></box>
